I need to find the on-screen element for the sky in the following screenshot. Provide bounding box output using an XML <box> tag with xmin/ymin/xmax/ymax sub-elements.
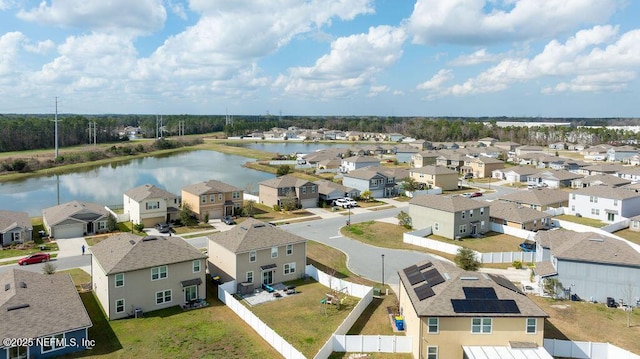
<box><xmin>0</xmin><ymin>0</ymin><xmax>639</xmax><ymax>118</ymax></box>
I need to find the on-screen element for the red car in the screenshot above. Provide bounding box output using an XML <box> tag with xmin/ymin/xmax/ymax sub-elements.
<box><xmin>469</xmin><ymin>192</ymin><xmax>483</xmax><ymax>198</ymax></box>
<box><xmin>18</xmin><ymin>253</ymin><xmax>51</xmax><ymax>265</ymax></box>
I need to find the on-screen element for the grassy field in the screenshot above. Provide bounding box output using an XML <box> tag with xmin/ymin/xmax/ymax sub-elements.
<box><xmin>556</xmin><ymin>214</ymin><xmax>605</xmax><ymax>228</ymax></box>
<box><xmin>427</xmin><ymin>232</ymin><xmax>522</xmax><ymax>253</ymax></box>
<box><xmin>0</xmin><ymin>240</ymin><xmax>59</xmax><ymax>260</ymax></box>
<box><xmin>612</xmin><ymin>228</ymin><xmax>640</xmax><ymax>246</ymax></box>
<box><xmin>252</xmin><ymin>203</ymin><xmax>316</xmax><ymax>222</ymax></box>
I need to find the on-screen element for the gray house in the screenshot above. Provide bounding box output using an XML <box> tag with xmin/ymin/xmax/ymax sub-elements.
<box><xmin>340</xmin><ymin>156</ymin><xmax>380</xmax><ymax>172</ymax></box>
<box><xmin>0</xmin><ymin>210</ymin><xmax>32</xmax><ymax>246</ymax></box>
<box><xmin>0</xmin><ymin>269</ymin><xmax>92</xmax><ymax>358</ymax></box>
<box><xmin>409</xmin><ymin>195</ymin><xmax>490</xmax><ymax>240</ymax></box>
<box><xmin>313</xmin><ymin>180</ymin><xmax>359</xmax><ymax>204</ymax></box>
<box><xmin>342</xmin><ymin>167</ymin><xmax>398</xmax><ymax>198</ymax></box>
<box><xmin>42</xmin><ymin>200</ymin><xmax>111</xmax><ymax>239</ymax></box>
<box><xmin>534</xmin><ymin>230</ymin><xmax>640</xmax><ymax>303</ymax></box>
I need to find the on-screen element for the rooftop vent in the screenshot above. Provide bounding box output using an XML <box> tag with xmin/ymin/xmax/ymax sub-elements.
<box><xmin>142</xmin><ymin>237</ymin><xmax>158</xmax><ymax>242</ymax></box>
<box><xmin>19</xmin><ymin>282</ymin><xmax>26</xmax><ymax>289</ymax></box>
<box><xmin>7</xmin><ymin>304</ymin><xmax>30</xmax><ymax>311</ymax></box>
<box><xmin>460</xmin><ymin>276</ymin><xmax>478</xmax><ymax>280</ymax></box>
<box><xmin>129</xmin><ymin>240</ymin><xmax>136</xmax><ymax>245</ymax></box>
<box><xmin>4</xmin><ymin>283</ymin><xmax>9</xmax><ymax>291</ymax></box>
<box><xmin>588</xmin><ymin>238</ymin><xmax>604</xmax><ymax>242</ymax></box>
<box><xmin>252</xmin><ymin>223</ymin><xmax>266</xmax><ymax>228</ymax></box>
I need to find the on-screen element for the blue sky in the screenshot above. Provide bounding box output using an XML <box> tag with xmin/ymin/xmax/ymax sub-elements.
<box><xmin>0</xmin><ymin>0</ymin><xmax>639</xmax><ymax>117</ymax></box>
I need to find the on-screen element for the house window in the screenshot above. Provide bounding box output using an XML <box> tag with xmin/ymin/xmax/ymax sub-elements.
<box><xmin>596</xmin><ymin>209</ymin><xmax>600</xmax><ymax>215</ymax></box>
<box><xmin>471</xmin><ymin>318</ymin><xmax>492</xmax><ymax>333</ymax></box>
<box><xmin>232</xmin><ymin>191</ymin><xmax>240</xmax><ymax>199</ymax></box>
<box><xmin>481</xmin><ymin>221</ymin><xmax>485</xmax><ymax>230</ymax></box>
<box><xmin>614</xmin><ymin>199</ymin><xmax>618</xmax><ymax>206</ymax></box>
<box><xmin>461</xmin><ymin>211</ymin><xmax>466</xmax><ymax>219</ymax></box>
<box><xmin>246</xmin><ymin>271</ymin><xmax>253</xmax><ymax>283</ymax></box>
<box><xmin>286</xmin><ymin>244</ymin><xmax>293</xmax><ymax>255</ymax></box>
<box><xmin>571</xmin><ymin>205</ymin><xmax>575</xmax><ymax>211</ymax></box>
<box><xmin>12</xmin><ymin>232</ymin><xmax>20</xmax><ymax>242</ymax></box>
<box><xmin>115</xmin><ymin>273</ymin><xmax>124</xmax><ymax>287</ymax></box>
<box><xmin>526</xmin><ymin>318</ymin><xmax>537</xmax><ymax>334</ymax></box>
<box><xmin>459</xmin><ymin>225</ymin><xmax>466</xmax><ymax>234</ymax></box>
<box><xmin>156</xmin><ymin>289</ymin><xmax>172</xmax><ymax>304</ymax></box>
<box><xmin>302</xmin><ymin>187</ymin><xmax>307</xmax><ymax>194</ymax></box>
<box><xmin>427</xmin><ymin>346</ymin><xmax>438</xmax><ymax>359</ymax></box>
<box><xmin>572</xmin><ymin>193</ymin><xmax>576</xmax><ymax>200</ymax></box>
<box><xmin>151</xmin><ymin>265</ymin><xmax>168</xmax><ymax>280</ymax></box>
<box><xmin>427</xmin><ymin>317</ymin><xmax>439</xmax><ymax>333</ymax></box>
<box><xmin>41</xmin><ymin>333</ymin><xmax>65</xmax><ymax>353</ymax></box>
<box><xmin>97</xmin><ymin>221</ymin><xmax>107</xmax><ymax>230</ymax></box>
<box><xmin>469</xmin><ymin>209</ymin><xmax>474</xmax><ymax>218</ymax></box>
<box><xmin>633</xmin><ymin>220</ymin><xmax>640</xmax><ymax>229</ymax></box>
<box><xmin>146</xmin><ymin>201</ymin><xmax>160</xmax><ymax>210</ymax></box>
<box><xmin>434</xmin><ymin>222</ymin><xmax>439</xmax><ymax>231</ymax></box>
<box><xmin>219</xmin><ymin>194</ymin><xmax>223</xmax><ymax>201</ymax></box>
<box><xmin>311</xmin><ymin>186</ymin><xmax>316</xmax><ymax>193</ymax></box>
<box><xmin>201</xmin><ymin>195</ymin><xmax>207</xmax><ymax>203</ymax></box>
<box><xmin>480</xmin><ymin>207</ymin><xmax>485</xmax><ymax>215</ymax></box>
<box><xmin>249</xmin><ymin>251</ymin><xmax>256</xmax><ymax>262</ymax></box>
<box><xmin>271</xmin><ymin>247</ymin><xmax>278</xmax><ymax>258</ymax></box>
<box><xmin>284</xmin><ymin>262</ymin><xmax>296</xmax><ymax>275</ymax></box>
<box><xmin>590</xmin><ymin>196</ymin><xmax>598</xmax><ymax>203</ymax></box>
<box><xmin>193</xmin><ymin>260</ymin><xmax>201</xmax><ymax>273</ymax></box>
<box><xmin>115</xmin><ymin>299</ymin><xmax>125</xmax><ymax>313</ymax></box>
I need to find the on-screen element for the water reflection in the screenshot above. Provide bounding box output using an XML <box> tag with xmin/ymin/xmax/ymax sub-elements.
<box><xmin>0</xmin><ymin>150</ymin><xmax>274</xmax><ymax>216</ymax></box>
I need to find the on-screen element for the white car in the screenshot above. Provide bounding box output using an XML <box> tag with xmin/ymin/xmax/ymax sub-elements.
<box><xmin>333</xmin><ymin>198</ymin><xmax>356</xmax><ymax>208</ymax></box>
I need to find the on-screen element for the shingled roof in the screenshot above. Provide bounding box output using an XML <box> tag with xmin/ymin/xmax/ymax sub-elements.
<box><xmin>259</xmin><ymin>175</ymin><xmax>313</xmax><ymax>189</ymax></box>
<box><xmin>91</xmin><ymin>233</ymin><xmax>207</xmax><ymax>275</ymax></box>
<box><xmin>489</xmin><ymin>202</ymin><xmax>551</xmax><ymax>224</ymax></box>
<box><xmin>182</xmin><ymin>179</ymin><xmax>242</xmax><ymax>196</ymax></box>
<box><xmin>208</xmin><ymin>218</ymin><xmax>307</xmax><ymax>254</ymax></box>
<box><xmin>124</xmin><ymin>184</ymin><xmax>177</xmax><ymax>202</ymax></box>
<box><xmin>399</xmin><ymin>260</ymin><xmax>548</xmax><ymax>318</ymax></box>
<box><xmin>42</xmin><ymin>200</ymin><xmax>110</xmax><ymax>226</ymax></box>
<box><xmin>572</xmin><ymin>184</ymin><xmax>640</xmax><ymax>200</ymax></box>
<box><xmin>499</xmin><ymin>188</ymin><xmax>568</xmax><ymax>207</ymax></box>
<box><xmin>0</xmin><ymin>210</ymin><xmax>31</xmax><ymax>233</ymax></box>
<box><xmin>410</xmin><ymin>194</ymin><xmax>488</xmax><ymax>212</ymax></box>
<box><xmin>410</xmin><ymin>165</ymin><xmax>458</xmax><ymax>175</ymax></box>
<box><xmin>0</xmin><ymin>269</ymin><xmax>92</xmax><ymax>341</ymax></box>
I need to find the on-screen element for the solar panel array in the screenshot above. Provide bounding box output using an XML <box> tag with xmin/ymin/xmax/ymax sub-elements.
<box><xmin>402</xmin><ymin>262</ymin><xmax>446</xmax><ymax>302</ymax></box>
<box><xmin>414</xmin><ymin>283</ymin><xmax>436</xmax><ymax>301</ymax></box>
<box><xmin>417</xmin><ymin>262</ymin><xmax>433</xmax><ymax>271</ymax></box>
<box><xmin>463</xmin><ymin>287</ymin><xmax>498</xmax><ymax>300</ymax></box>
<box><xmin>423</xmin><ymin>268</ymin><xmax>445</xmax><ymax>287</ymax></box>
<box><xmin>487</xmin><ymin>273</ymin><xmax>524</xmax><ymax>295</ymax></box>
<box><xmin>451</xmin><ymin>299</ymin><xmax>520</xmax><ymax>314</ymax></box>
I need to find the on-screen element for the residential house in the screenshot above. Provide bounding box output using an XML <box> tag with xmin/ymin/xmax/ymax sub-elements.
<box><xmin>388</xmin><ymin>133</ymin><xmax>404</xmax><ymax>142</ymax></box>
<box><xmin>181</xmin><ymin>180</ymin><xmax>243</xmax><ymax>221</ymax></box>
<box><xmin>259</xmin><ymin>175</ymin><xmax>319</xmax><ymax>208</ymax></box>
<box><xmin>398</xmin><ymin>260</ymin><xmax>549</xmax><ymax>359</ymax></box>
<box><xmin>518</xmin><ymin>153</ymin><xmax>549</xmax><ymax>166</ymax></box>
<box><xmin>526</xmin><ymin>169</ymin><xmax>583</xmax><ymax>189</ymax></box>
<box><xmin>534</xmin><ymin>230</ymin><xmax>640</xmax><ymax>303</ymax></box>
<box><xmin>411</xmin><ymin>151</ymin><xmax>439</xmax><ymax>168</ymax></box>
<box><xmin>548</xmin><ymin>142</ymin><xmax>566</xmax><ymax>150</ymax></box>
<box><xmin>494</xmin><ymin>141</ymin><xmax>521</xmax><ymax>152</ymax></box>
<box><xmin>409</xmin><ymin>166</ymin><xmax>459</xmax><ymax>191</ymax></box>
<box><xmin>394</xmin><ymin>145</ymin><xmax>420</xmax><ymax>164</ymax></box>
<box><xmin>492</xmin><ymin>166</ymin><xmax>538</xmax><ymax>183</ymax></box>
<box><xmin>409</xmin><ymin>195</ymin><xmax>490</xmax><ymax>240</ymax></box>
<box><xmin>489</xmin><ymin>202</ymin><xmax>551</xmax><ymax>231</ymax></box>
<box><xmin>342</xmin><ymin>167</ymin><xmax>399</xmax><ymax>198</ymax></box>
<box><xmin>478</xmin><ymin>146</ymin><xmax>507</xmax><ymax>159</ymax></box>
<box><xmin>567</xmin><ymin>143</ymin><xmax>586</xmax><ymax>151</ymax></box>
<box><xmin>42</xmin><ymin>201</ymin><xmax>111</xmax><ymax>239</ymax></box>
<box><xmin>316</xmin><ymin>158</ymin><xmax>342</xmax><ymax>171</ymax></box>
<box><xmin>0</xmin><ymin>210</ymin><xmax>32</xmax><ymax>246</ymax></box>
<box><xmin>567</xmin><ymin>185</ymin><xmax>640</xmax><ymax>222</ymax></box>
<box><xmin>628</xmin><ymin>214</ymin><xmax>640</xmax><ymax>232</ymax></box>
<box><xmin>340</xmin><ymin>156</ymin><xmax>380</xmax><ymax>172</ymax></box>
<box><xmin>570</xmin><ymin>174</ymin><xmax>631</xmax><ymax>189</ymax></box>
<box><xmin>582</xmin><ymin>144</ymin><xmax>612</xmax><ymax>161</ymax></box>
<box><xmin>435</xmin><ymin>151</ymin><xmax>467</xmax><ymax>172</ymax></box>
<box><xmin>432</xmin><ymin>142</ymin><xmax>460</xmax><ymax>150</ymax></box>
<box><xmin>547</xmin><ymin>158</ymin><xmax>587</xmax><ymax>171</ymax></box>
<box><xmin>616</xmin><ymin>166</ymin><xmax>640</xmax><ymax>182</ymax></box>
<box><xmin>0</xmin><ymin>269</ymin><xmax>93</xmax><ymax>358</ymax></box>
<box><xmin>461</xmin><ymin>157</ymin><xmax>505</xmax><ymax>178</ymax></box>
<box><xmin>515</xmin><ymin>145</ymin><xmax>545</xmax><ymax>157</ymax></box>
<box><xmin>407</xmin><ymin>139</ymin><xmax>431</xmax><ymax>150</ymax></box>
<box><xmin>123</xmin><ymin>184</ymin><xmax>179</xmax><ymax>227</ymax></box>
<box><xmin>578</xmin><ymin>163</ymin><xmax>625</xmax><ymax>176</ymax></box>
<box><xmin>498</xmin><ymin>188</ymin><xmax>569</xmax><ymax>212</ymax></box>
<box><xmin>478</xmin><ymin>137</ymin><xmax>498</xmax><ymax>146</ymax></box>
<box><xmin>91</xmin><ymin>233</ymin><xmax>207</xmax><ymax>320</ymax></box>
<box><xmin>207</xmin><ymin>218</ymin><xmax>307</xmax><ymax>293</ymax></box>
<box><xmin>313</xmin><ymin>180</ymin><xmax>360</xmax><ymax>204</ymax></box>
<box><xmin>627</xmin><ymin>154</ymin><xmax>640</xmax><ymax>166</ymax></box>
<box><xmin>607</xmin><ymin>145</ymin><xmax>638</xmax><ymax>163</ymax></box>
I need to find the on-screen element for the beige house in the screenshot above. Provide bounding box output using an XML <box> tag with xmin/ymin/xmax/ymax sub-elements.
<box><xmin>409</xmin><ymin>195</ymin><xmax>490</xmax><ymax>240</ymax></box>
<box><xmin>259</xmin><ymin>175</ymin><xmax>319</xmax><ymax>209</ymax></box>
<box><xmin>0</xmin><ymin>210</ymin><xmax>32</xmax><ymax>246</ymax></box>
<box><xmin>91</xmin><ymin>233</ymin><xmax>207</xmax><ymax>320</ymax></box>
<box><xmin>207</xmin><ymin>218</ymin><xmax>307</xmax><ymax>294</ymax></box>
<box><xmin>42</xmin><ymin>200</ymin><xmax>111</xmax><ymax>239</ymax></box>
<box><xmin>123</xmin><ymin>184</ymin><xmax>179</xmax><ymax>227</ymax></box>
<box><xmin>462</xmin><ymin>157</ymin><xmax>505</xmax><ymax>178</ymax></box>
<box><xmin>489</xmin><ymin>202</ymin><xmax>551</xmax><ymax>231</ymax></box>
<box><xmin>181</xmin><ymin>179</ymin><xmax>243</xmax><ymax>221</ymax></box>
<box><xmin>398</xmin><ymin>260</ymin><xmax>549</xmax><ymax>359</ymax></box>
<box><xmin>498</xmin><ymin>188</ymin><xmax>569</xmax><ymax>211</ymax></box>
<box><xmin>409</xmin><ymin>166</ymin><xmax>459</xmax><ymax>191</ymax></box>
<box><xmin>411</xmin><ymin>151</ymin><xmax>439</xmax><ymax>168</ymax></box>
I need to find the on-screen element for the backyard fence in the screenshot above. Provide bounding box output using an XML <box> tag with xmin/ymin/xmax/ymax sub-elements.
<box><xmin>544</xmin><ymin>339</ymin><xmax>640</xmax><ymax>359</ymax></box>
<box><xmin>489</xmin><ymin>223</ymin><xmax>535</xmax><ymax>240</ymax></box>
<box><xmin>601</xmin><ymin>219</ymin><xmax>630</xmax><ymax>233</ymax></box>
<box><xmin>479</xmin><ymin>251</ymin><xmax>535</xmax><ymax>264</ymax></box>
<box><xmin>332</xmin><ymin>335</ymin><xmax>413</xmax><ymax>354</ymax></box>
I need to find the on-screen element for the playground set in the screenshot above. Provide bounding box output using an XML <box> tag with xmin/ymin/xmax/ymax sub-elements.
<box><xmin>320</xmin><ymin>286</ymin><xmax>351</xmax><ymax>315</ymax></box>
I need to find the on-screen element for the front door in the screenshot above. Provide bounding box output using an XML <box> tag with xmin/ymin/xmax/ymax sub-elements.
<box><xmin>262</xmin><ymin>270</ymin><xmax>273</xmax><ymax>285</ymax></box>
<box><xmin>86</xmin><ymin>222</ymin><xmax>94</xmax><ymax>234</ymax></box>
<box><xmin>184</xmin><ymin>285</ymin><xmax>198</xmax><ymax>302</ymax></box>
<box><xmin>607</xmin><ymin>212</ymin><xmax>615</xmax><ymax>222</ymax></box>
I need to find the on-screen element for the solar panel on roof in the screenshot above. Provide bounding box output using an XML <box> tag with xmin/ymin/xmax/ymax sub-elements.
<box><xmin>414</xmin><ymin>284</ymin><xmax>435</xmax><ymax>301</ymax></box>
<box><xmin>463</xmin><ymin>287</ymin><xmax>498</xmax><ymax>300</ymax></box>
<box><xmin>403</xmin><ymin>265</ymin><xmax>419</xmax><ymax>278</ymax></box>
<box><xmin>423</xmin><ymin>268</ymin><xmax>445</xmax><ymax>286</ymax></box>
<box><xmin>488</xmin><ymin>273</ymin><xmax>524</xmax><ymax>295</ymax></box>
<box><xmin>417</xmin><ymin>262</ymin><xmax>433</xmax><ymax>271</ymax></box>
<box><xmin>407</xmin><ymin>271</ymin><xmax>425</xmax><ymax>285</ymax></box>
<box><xmin>451</xmin><ymin>299</ymin><xmax>520</xmax><ymax>313</ymax></box>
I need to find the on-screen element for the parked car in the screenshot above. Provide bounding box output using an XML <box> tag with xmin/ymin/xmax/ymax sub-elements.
<box><xmin>18</xmin><ymin>253</ymin><xmax>51</xmax><ymax>265</ymax></box>
<box><xmin>344</xmin><ymin>197</ymin><xmax>358</xmax><ymax>207</ymax></box>
<box><xmin>463</xmin><ymin>173</ymin><xmax>473</xmax><ymax>179</ymax></box>
<box><xmin>222</xmin><ymin>215</ymin><xmax>235</xmax><ymax>225</ymax></box>
<box><xmin>461</xmin><ymin>193</ymin><xmax>472</xmax><ymax>198</ymax></box>
<box><xmin>469</xmin><ymin>192</ymin><xmax>483</xmax><ymax>198</ymax></box>
<box><xmin>333</xmin><ymin>198</ymin><xmax>353</xmax><ymax>208</ymax></box>
<box><xmin>155</xmin><ymin>223</ymin><xmax>172</xmax><ymax>233</ymax></box>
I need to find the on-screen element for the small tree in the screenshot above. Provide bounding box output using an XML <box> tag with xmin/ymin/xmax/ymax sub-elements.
<box><xmin>204</xmin><ymin>213</ymin><xmax>210</xmax><ymax>224</ymax></box>
<box><xmin>243</xmin><ymin>199</ymin><xmax>255</xmax><ymax>217</ymax></box>
<box><xmin>402</xmin><ymin>177</ymin><xmax>418</xmax><ymax>193</ymax></box>
<box><xmin>276</xmin><ymin>165</ymin><xmax>291</xmax><ymax>176</ymax></box>
<box><xmin>42</xmin><ymin>262</ymin><xmax>57</xmax><ymax>275</ymax></box>
<box><xmin>106</xmin><ymin>214</ymin><xmax>117</xmax><ymax>232</ymax></box>
<box><xmin>361</xmin><ymin>190</ymin><xmax>372</xmax><ymax>202</ymax></box>
<box><xmin>133</xmin><ymin>223</ymin><xmax>145</xmax><ymax>233</ymax></box>
<box><xmin>454</xmin><ymin>247</ymin><xmax>481</xmax><ymax>271</ymax></box>
<box><xmin>280</xmin><ymin>191</ymin><xmax>298</xmax><ymax>211</ymax></box>
<box><xmin>543</xmin><ymin>278</ymin><xmax>564</xmax><ymax>299</ymax></box>
<box><xmin>180</xmin><ymin>202</ymin><xmax>198</xmax><ymax>227</ymax></box>
<box><xmin>397</xmin><ymin>210</ymin><xmax>412</xmax><ymax>229</ymax></box>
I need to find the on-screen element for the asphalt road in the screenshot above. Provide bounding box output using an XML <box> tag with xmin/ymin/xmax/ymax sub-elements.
<box><xmin>0</xmin><ymin>255</ymin><xmax>91</xmax><ymax>274</ymax></box>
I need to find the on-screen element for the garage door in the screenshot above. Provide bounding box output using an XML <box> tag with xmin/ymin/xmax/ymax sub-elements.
<box><xmin>53</xmin><ymin>224</ymin><xmax>84</xmax><ymax>239</ymax></box>
<box><xmin>300</xmin><ymin>198</ymin><xmax>318</xmax><ymax>208</ymax></box>
<box><xmin>207</xmin><ymin>209</ymin><xmax>223</xmax><ymax>220</ymax></box>
<box><xmin>142</xmin><ymin>216</ymin><xmax>165</xmax><ymax>228</ymax></box>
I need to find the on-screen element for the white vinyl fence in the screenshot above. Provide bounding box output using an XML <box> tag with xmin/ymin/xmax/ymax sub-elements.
<box><xmin>479</xmin><ymin>252</ymin><xmax>535</xmax><ymax>264</ymax></box>
<box><xmin>601</xmin><ymin>219</ymin><xmax>630</xmax><ymax>233</ymax></box>
<box><xmin>489</xmin><ymin>223</ymin><xmax>535</xmax><ymax>240</ymax></box>
<box><xmin>333</xmin><ymin>335</ymin><xmax>412</xmax><ymax>354</ymax></box>
<box><xmin>544</xmin><ymin>339</ymin><xmax>640</xmax><ymax>359</ymax></box>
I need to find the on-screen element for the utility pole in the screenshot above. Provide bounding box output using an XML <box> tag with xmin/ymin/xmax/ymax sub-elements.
<box><xmin>54</xmin><ymin>97</ymin><xmax>59</xmax><ymax>158</ymax></box>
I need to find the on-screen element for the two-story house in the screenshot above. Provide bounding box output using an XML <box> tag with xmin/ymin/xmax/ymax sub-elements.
<box><xmin>342</xmin><ymin>167</ymin><xmax>398</xmax><ymax>198</ymax></box>
<box><xmin>570</xmin><ymin>174</ymin><xmax>631</xmax><ymax>189</ymax></box>
<box><xmin>181</xmin><ymin>179</ymin><xmax>243</xmax><ymax>220</ymax></box>
<box><xmin>461</xmin><ymin>157</ymin><xmax>505</xmax><ymax>178</ymax></box>
<box><xmin>123</xmin><ymin>184</ymin><xmax>179</xmax><ymax>227</ymax></box>
<box><xmin>409</xmin><ymin>165</ymin><xmax>459</xmax><ymax>191</ymax></box>
<box><xmin>567</xmin><ymin>185</ymin><xmax>640</xmax><ymax>222</ymax></box>
<box><xmin>91</xmin><ymin>233</ymin><xmax>207</xmax><ymax>320</ymax></box>
<box><xmin>259</xmin><ymin>175</ymin><xmax>319</xmax><ymax>208</ymax></box>
<box><xmin>607</xmin><ymin>145</ymin><xmax>638</xmax><ymax>163</ymax></box>
<box><xmin>498</xmin><ymin>188</ymin><xmax>568</xmax><ymax>212</ymax></box>
<box><xmin>398</xmin><ymin>260</ymin><xmax>549</xmax><ymax>359</ymax></box>
<box><xmin>435</xmin><ymin>151</ymin><xmax>466</xmax><ymax>172</ymax></box>
<box><xmin>0</xmin><ymin>210</ymin><xmax>32</xmax><ymax>246</ymax></box>
<box><xmin>207</xmin><ymin>218</ymin><xmax>307</xmax><ymax>294</ymax></box>
<box><xmin>409</xmin><ymin>195</ymin><xmax>490</xmax><ymax>240</ymax></box>
<box><xmin>340</xmin><ymin>156</ymin><xmax>380</xmax><ymax>172</ymax></box>
<box><xmin>411</xmin><ymin>151</ymin><xmax>440</xmax><ymax>168</ymax></box>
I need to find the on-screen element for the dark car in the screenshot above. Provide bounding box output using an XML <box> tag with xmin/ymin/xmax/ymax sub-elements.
<box><xmin>18</xmin><ymin>253</ymin><xmax>51</xmax><ymax>265</ymax></box>
<box><xmin>222</xmin><ymin>215</ymin><xmax>235</xmax><ymax>225</ymax></box>
<box><xmin>463</xmin><ymin>173</ymin><xmax>473</xmax><ymax>179</ymax></box>
<box><xmin>155</xmin><ymin>223</ymin><xmax>172</xmax><ymax>233</ymax></box>
<box><xmin>469</xmin><ymin>192</ymin><xmax>483</xmax><ymax>198</ymax></box>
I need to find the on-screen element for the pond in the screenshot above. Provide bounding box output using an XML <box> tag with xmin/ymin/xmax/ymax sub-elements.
<box><xmin>232</xmin><ymin>141</ymin><xmax>350</xmax><ymax>155</ymax></box>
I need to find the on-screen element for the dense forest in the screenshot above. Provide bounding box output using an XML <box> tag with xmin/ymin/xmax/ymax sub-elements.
<box><xmin>1</xmin><ymin>113</ymin><xmax>639</xmax><ymax>153</ymax></box>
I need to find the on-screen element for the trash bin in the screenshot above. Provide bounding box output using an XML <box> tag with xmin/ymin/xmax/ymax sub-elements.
<box><xmin>395</xmin><ymin>316</ymin><xmax>404</xmax><ymax>331</ymax></box>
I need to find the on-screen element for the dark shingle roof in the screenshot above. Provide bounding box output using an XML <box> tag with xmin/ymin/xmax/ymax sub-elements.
<box><xmin>0</xmin><ymin>210</ymin><xmax>32</xmax><ymax>233</ymax></box>
<box><xmin>182</xmin><ymin>179</ymin><xmax>242</xmax><ymax>196</ymax></box>
<box><xmin>499</xmin><ymin>188</ymin><xmax>568</xmax><ymax>207</ymax></box>
<box><xmin>124</xmin><ymin>184</ymin><xmax>177</xmax><ymax>201</ymax></box>
<box><xmin>343</xmin><ymin>167</ymin><xmax>386</xmax><ymax>180</ymax></box>
<box><xmin>410</xmin><ymin>194</ymin><xmax>488</xmax><ymax>212</ymax></box>
<box><xmin>208</xmin><ymin>218</ymin><xmax>307</xmax><ymax>254</ymax></box>
<box><xmin>91</xmin><ymin>233</ymin><xmax>207</xmax><ymax>274</ymax></box>
<box><xmin>42</xmin><ymin>200</ymin><xmax>110</xmax><ymax>226</ymax></box>
<box><xmin>259</xmin><ymin>175</ymin><xmax>313</xmax><ymax>189</ymax></box>
<box><xmin>489</xmin><ymin>202</ymin><xmax>551</xmax><ymax>224</ymax></box>
<box><xmin>0</xmin><ymin>269</ymin><xmax>92</xmax><ymax>340</ymax></box>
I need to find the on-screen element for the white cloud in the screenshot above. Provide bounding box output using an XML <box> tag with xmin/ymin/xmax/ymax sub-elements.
<box><xmin>417</xmin><ymin>69</ymin><xmax>453</xmax><ymax>90</ymax></box>
<box><xmin>17</xmin><ymin>0</ymin><xmax>167</xmax><ymax>35</ymax></box>
<box><xmin>448</xmin><ymin>48</ymin><xmax>505</xmax><ymax>66</ymax></box>
<box><xmin>0</xmin><ymin>32</ymin><xmax>26</xmax><ymax>76</ymax></box>
<box><xmin>0</xmin><ymin>0</ymin><xmax>17</xmax><ymax>10</ymax></box>
<box><xmin>367</xmin><ymin>85</ymin><xmax>389</xmax><ymax>97</ymax></box>
<box><xmin>275</xmin><ymin>25</ymin><xmax>407</xmax><ymax>98</ymax></box>
<box><xmin>544</xmin><ymin>71</ymin><xmax>635</xmax><ymax>93</ymax></box>
<box><xmin>407</xmin><ymin>0</ymin><xmax>619</xmax><ymax>45</ymax></box>
<box><xmin>166</xmin><ymin>0</ymin><xmax>187</xmax><ymax>20</ymax></box>
<box><xmin>23</xmin><ymin>39</ymin><xmax>55</xmax><ymax>54</ymax></box>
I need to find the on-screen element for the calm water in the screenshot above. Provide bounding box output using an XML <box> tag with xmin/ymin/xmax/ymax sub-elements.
<box><xmin>0</xmin><ymin>151</ymin><xmax>274</xmax><ymax>216</ymax></box>
<box><xmin>233</xmin><ymin>141</ymin><xmax>349</xmax><ymax>155</ymax></box>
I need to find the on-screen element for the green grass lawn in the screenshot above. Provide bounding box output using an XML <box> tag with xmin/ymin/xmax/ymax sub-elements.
<box><xmin>556</xmin><ymin>214</ymin><xmax>605</xmax><ymax>228</ymax></box>
<box><xmin>427</xmin><ymin>232</ymin><xmax>522</xmax><ymax>253</ymax></box>
<box><xmin>613</xmin><ymin>228</ymin><xmax>640</xmax><ymax>246</ymax></box>
<box><xmin>0</xmin><ymin>241</ymin><xmax>59</xmax><ymax>260</ymax></box>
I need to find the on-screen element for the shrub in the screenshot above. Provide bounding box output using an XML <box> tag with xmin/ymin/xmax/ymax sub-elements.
<box><xmin>454</xmin><ymin>247</ymin><xmax>481</xmax><ymax>271</ymax></box>
<box><xmin>512</xmin><ymin>260</ymin><xmax>523</xmax><ymax>269</ymax></box>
